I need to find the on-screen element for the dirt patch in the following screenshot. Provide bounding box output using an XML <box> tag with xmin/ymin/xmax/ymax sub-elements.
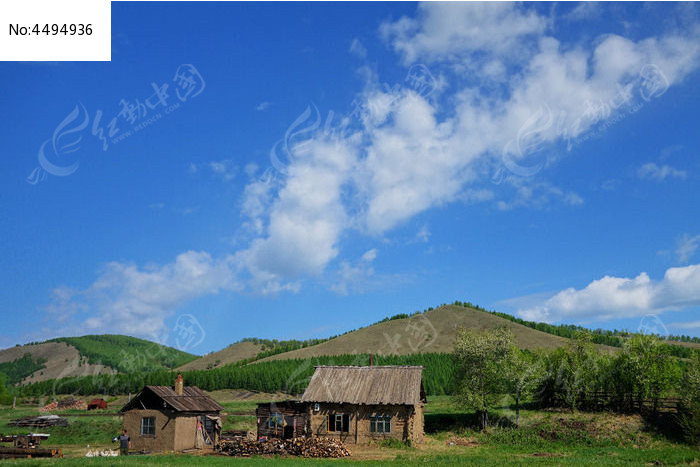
<box><xmin>445</xmin><ymin>437</ymin><xmax>479</xmax><ymax>447</ymax></box>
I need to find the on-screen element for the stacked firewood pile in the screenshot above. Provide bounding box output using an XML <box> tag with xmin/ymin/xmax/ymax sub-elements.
<box><xmin>284</xmin><ymin>437</ymin><xmax>351</xmax><ymax>458</ymax></box>
<box><xmin>10</xmin><ymin>415</ymin><xmax>69</xmax><ymax>428</ymax></box>
<box><xmin>216</xmin><ymin>437</ymin><xmax>350</xmax><ymax>458</ymax></box>
<box><xmin>40</xmin><ymin>397</ymin><xmax>86</xmax><ymax>412</ymax></box>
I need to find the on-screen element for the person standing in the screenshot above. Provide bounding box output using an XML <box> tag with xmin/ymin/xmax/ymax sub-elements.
<box><xmin>116</xmin><ymin>429</ymin><xmax>130</xmax><ymax>456</ymax></box>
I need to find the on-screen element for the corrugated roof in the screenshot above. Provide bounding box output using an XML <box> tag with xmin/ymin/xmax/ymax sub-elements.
<box><xmin>300</xmin><ymin>365</ymin><xmax>425</xmax><ymax>405</ymax></box>
<box><xmin>121</xmin><ymin>385</ymin><xmax>223</xmax><ymax>413</ymax></box>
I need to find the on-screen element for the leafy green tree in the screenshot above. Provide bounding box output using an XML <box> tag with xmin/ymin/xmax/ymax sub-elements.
<box><xmin>504</xmin><ymin>349</ymin><xmax>543</xmax><ymax>427</ymax></box>
<box><xmin>675</xmin><ymin>352</ymin><xmax>700</xmax><ymax>444</ymax></box>
<box><xmin>616</xmin><ymin>334</ymin><xmax>677</xmax><ymax>414</ymax></box>
<box><xmin>453</xmin><ymin>327</ymin><xmax>515</xmax><ymax>429</ymax></box>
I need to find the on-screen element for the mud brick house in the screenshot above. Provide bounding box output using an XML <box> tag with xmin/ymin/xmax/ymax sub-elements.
<box><xmin>119</xmin><ymin>374</ymin><xmax>223</xmax><ymax>452</ymax></box>
<box><xmin>256</xmin><ymin>365</ymin><xmax>426</xmax><ymax>444</ymax></box>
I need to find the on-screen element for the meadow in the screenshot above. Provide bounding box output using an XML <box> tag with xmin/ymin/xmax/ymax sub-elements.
<box><xmin>1</xmin><ymin>393</ymin><xmax>697</xmax><ymax>465</ymax></box>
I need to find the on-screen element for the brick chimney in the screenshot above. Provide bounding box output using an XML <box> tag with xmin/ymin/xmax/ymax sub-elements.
<box><xmin>175</xmin><ymin>373</ymin><xmax>184</xmax><ymax>396</ymax></box>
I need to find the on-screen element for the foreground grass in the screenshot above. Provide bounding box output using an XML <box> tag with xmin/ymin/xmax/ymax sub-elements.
<box><xmin>1</xmin><ymin>395</ymin><xmax>697</xmax><ymax>465</ymax></box>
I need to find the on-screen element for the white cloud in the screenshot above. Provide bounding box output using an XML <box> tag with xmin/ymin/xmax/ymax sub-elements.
<box><xmin>349</xmin><ymin>38</ymin><xmax>367</xmax><ymax>59</ymax></box>
<box><xmin>676</xmin><ymin>233</ymin><xmax>700</xmax><ymax>263</ymax></box>
<box><xmin>517</xmin><ymin>263</ymin><xmax>700</xmax><ymax>323</ymax></box>
<box><xmin>236</xmin><ymin>134</ymin><xmax>358</xmax><ymax>290</ymax></box>
<box><xmin>47</xmin><ymin>251</ymin><xmax>237</xmax><ymax>338</ymax></box>
<box><xmin>565</xmin><ymin>2</ymin><xmax>602</xmax><ymax>22</ymax></box>
<box><xmin>496</xmin><ymin>181</ymin><xmax>583</xmax><ymax>211</ymax></box>
<box><xmin>361</xmin><ymin>248</ymin><xmax>378</xmax><ymax>262</ymax></box>
<box><xmin>380</xmin><ymin>2</ymin><xmax>546</xmax><ymax>64</ymax></box>
<box><xmin>667</xmin><ymin>320</ymin><xmax>700</xmax><ymax>330</ymax></box>
<box><xmin>330</xmin><ymin>251</ymin><xmax>377</xmax><ymax>296</ymax></box>
<box><xmin>637</xmin><ymin>162</ymin><xmax>687</xmax><ymax>181</ymax></box>
<box><xmin>230</xmin><ymin>7</ymin><xmax>699</xmax><ymax>292</ymax></box>
<box><xmin>256</xmin><ymin>101</ymin><xmax>272</xmax><ymax>112</ymax></box>
<box><xmin>209</xmin><ymin>159</ymin><xmax>237</xmax><ymax>181</ymax></box>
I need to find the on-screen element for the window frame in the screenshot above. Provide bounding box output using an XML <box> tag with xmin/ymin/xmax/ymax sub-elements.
<box><xmin>326</xmin><ymin>412</ymin><xmax>349</xmax><ymax>433</ymax></box>
<box><xmin>369</xmin><ymin>414</ymin><xmax>391</xmax><ymax>434</ymax></box>
<box><xmin>140</xmin><ymin>416</ymin><xmax>156</xmax><ymax>436</ymax></box>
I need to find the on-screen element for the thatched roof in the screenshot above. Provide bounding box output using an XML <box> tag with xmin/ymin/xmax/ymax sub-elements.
<box><xmin>120</xmin><ymin>385</ymin><xmax>223</xmax><ymax>413</ymax></box>
<box><xmin>300</xmin><ymin>366</ymin><xmax>426</xmax><ymax>405</ymax></box>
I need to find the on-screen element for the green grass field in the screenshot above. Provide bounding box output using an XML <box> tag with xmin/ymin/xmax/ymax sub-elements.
<box><xmin>0</xmin><ymin>394</ymin><xmax>697</xmax><ymax>465</ymax></box>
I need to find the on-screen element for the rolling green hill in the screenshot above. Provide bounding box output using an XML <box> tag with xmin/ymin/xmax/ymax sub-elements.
<box><xmin>254</xmin><ymin>305</ymin><xmax>596</xmax><ymax>363</ymax></box>
<box><xmin>176</xmin><ymin>341</ymin><xmax>262</xmax><ymax>371</ymax></box>
<box><xmin>0</xmin><ymin>335</ymin><xmax>197</xmax><ymax>385</ymax></box>
<box><xmin>48</xmin><ymin>335</ymin><xmax>197</xmax><ymax>372</ymax></box>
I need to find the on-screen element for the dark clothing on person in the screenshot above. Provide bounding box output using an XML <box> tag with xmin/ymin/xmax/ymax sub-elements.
<box><xmin>118</xmin><ymin>434</ymin><xmax>129</xmax><ymax>455</ymax></box>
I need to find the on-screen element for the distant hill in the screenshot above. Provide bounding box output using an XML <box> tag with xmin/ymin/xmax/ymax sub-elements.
<box><xmin>176</xmin><ymin>341</ymin><xmax>262</xmax><ymax>371</ymax></box>
<box><xmin>48</xmin><ymin>335</ymin><xmax>197</xmax><ymax>372</ymax></box>
<box><xmin>0</xmin><ymin>335</ymin><xmax>196</xmax><ymax>384</ymax></box>
<box><xmin>0</xmin><ymin>342</ymin><xmax>116</xmax><ymax>385</ymax></box>
<box><xmin>255</xmin><ymin>305</ymin><xmax>610</xmax><ymax>363</ymax></box>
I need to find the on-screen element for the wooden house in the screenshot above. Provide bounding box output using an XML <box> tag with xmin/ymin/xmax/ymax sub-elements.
<box><xmin>255</xmin><ymin>400</ymin><xmax>310</xmax><ymax>440</ymax></box>
<box><xmin>119</xmin><ymin>375</ymin><xmax>223</xmax><ymax>452</ymax></box>
<box><xmin>256</xmin><ymin>365</ymin><xmax>426</xmax><ymax>444</ymax></box>
<box><xmin>301</xmin><ymin>365</ymin><xmax>426</xmax><ymax>444</ymax></box>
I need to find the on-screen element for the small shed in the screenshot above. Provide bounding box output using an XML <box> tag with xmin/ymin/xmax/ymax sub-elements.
<box><xmin>255</xmin><ymin>400</ymin><xmax>310</xmax><ymax>440</ymax></box>
<box><xmin>301</xmin><ymin>365</ymin><xmax>426</xmax><ymax>444</ymax></box>
<box><xmin>87</xmin><ymin>399</ymin><xmax>107</xmax><ymax>410</ymax></box>
<box><xmin>119</xmin><ymin>375</ymin><xmax>223</xmax><ymax>452</ymax></box>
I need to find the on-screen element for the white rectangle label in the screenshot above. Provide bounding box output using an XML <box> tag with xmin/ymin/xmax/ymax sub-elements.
<box><xmin>0</xmin><ymin>0</ymin><xmax>110</xmax><ymax>61</ymax></box>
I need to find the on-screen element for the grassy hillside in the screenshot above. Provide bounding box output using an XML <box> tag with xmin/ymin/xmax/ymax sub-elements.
<box><xmin>177</xmin><ymin>341</ymin><xmax>262</xmax><ymax>371</ymax></box>
<box><xmin>256</xmin><ymin>305</ymin><xmax>602</xmax><ymax>363</ymax></box>
<box><xmin>0</xmin><ymin>342</ymin><xmax>116</xmax><ymax>385</ymax></box>
<box><xmin>48</xmin><ymin>335</ymin><xmax>197</xmax><ymax>372</ymax></box>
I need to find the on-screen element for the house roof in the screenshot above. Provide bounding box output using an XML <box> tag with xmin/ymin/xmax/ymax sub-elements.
<box><xmin>300</xmin><ymin>365</ymin><xmax>426</xmax><ymax>406</ymax></box>
<box><xmin>120</xmin><ymin>385</ymin><xmax>223</xmax><ymax>413</ymax></box>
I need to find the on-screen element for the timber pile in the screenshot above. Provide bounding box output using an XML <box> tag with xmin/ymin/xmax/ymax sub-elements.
<box><xmin>40</xmin><ymin>397</ymin><xmax>86</xmax><ymax>412</ymax></box>
<box><xmin>216</xmin><ymin>437</ymin><xmax>350</xmax><ymax>458</ymax></box>
<box><xmin>285</xmin><ymin>437</ymin><xmax>351</xmax><ymax>458</ymax></box>
<box><xmin>10</xmin><ymin>415</ymin><xmax>69</xmax><ymax>428</ymax></box>
<box><xmin>0</xmin><ymin>447</ymin><xmax>63</xmax><ymax>459</ymax></box>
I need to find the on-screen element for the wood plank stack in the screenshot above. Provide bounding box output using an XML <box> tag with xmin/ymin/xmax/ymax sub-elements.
<box><xmin>0</xmin><ymin>447</ymin><xmax>63</xmax><ymax>459</ymax></box>
<box><xmin>10</xmin><ymin>416</ymin><xmax>69</xmax><ymax>428</ymax></box>
<box><xmin>216</xmin><ymin>437</ymin><xmax>350</xmax><ymax>458</ymax></box>
<box><xmin>40</xmin><ymin>397</ymin><xmax>86</xmax><ymax>412</ymax></box>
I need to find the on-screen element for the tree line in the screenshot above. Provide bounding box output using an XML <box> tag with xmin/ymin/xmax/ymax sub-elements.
<box><xmin>453</xmin><ymin>328</ymin><xmax>699</xmax><ymax>443</ymax></box>
<box><xmin>16</xmin><ymin>353</ymin><xmax>456</xmax><ymax>398</ymax></box>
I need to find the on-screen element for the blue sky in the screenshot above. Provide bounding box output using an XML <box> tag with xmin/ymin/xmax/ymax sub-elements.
<box><xmin>1</xmin><ymin>2</ymin><xmax>699</xmax><ymax>355</ymax></box>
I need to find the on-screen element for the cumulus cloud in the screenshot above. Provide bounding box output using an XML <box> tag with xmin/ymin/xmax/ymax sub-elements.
<box><xmin>235</xmin><ymin>134</ymin><xmax>358</xmax><ymax>289</ymax></box>
<box><xmin>230</xmin><ymin>4</ymin><xmax>699</xmax><ymax>292</ymax></box>
<box><xmin>637</xmin><ymin>162</ymin><xmax>687</xmax><ymax>181</ymax></box>
<box><xmin>46</xmin><ymin>251</ymin><xmax>237</xmax><ymax>338</ymax></box>
<box><xmin>516</xmin><ymin>264</ymin><xmax>700</xmax><ymax>323</ymax></box>
<box><xmin>380</xmin><ymin>2</ymin><xmax>546</xmax><ymax>64</ymax></box>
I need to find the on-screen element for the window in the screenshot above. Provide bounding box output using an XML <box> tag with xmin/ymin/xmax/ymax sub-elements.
<box><xmin>141</xmin><ymin>416</ymin><xmax>155</xmax><ymax>435</ymax></box>
<box><xmin>268</xmin><ymin>412</ymin><xmax>283</xmax><ymax>429</ymax></box>
<box><xmin>327</xmin><ymin>413</ymin><xmax>349</xmax><ymax>432</ymax></box>
<box><xmin>370</xmin><ymin>415</ymin><xmax>391</xmax><ymax>433</ymax></box>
